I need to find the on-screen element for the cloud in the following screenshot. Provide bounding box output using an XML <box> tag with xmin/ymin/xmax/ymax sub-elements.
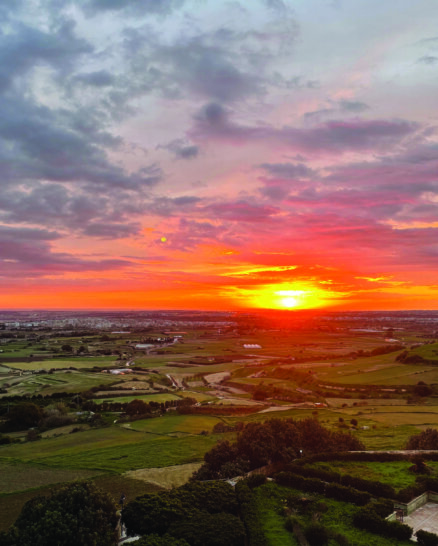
<box><xmin>417</xmin><ymin>55</ymin><xmax>438</xmax><ymax>65</ymax></box>
<box><xmin>258</xmin><ymin>162</ymin><xmax>316</xmax><ymax>179</ymax></box>
<box><xmin>0</xmin><ymin>225</ymin><xmax>132</xmax><ymax>276</ymax></box>
<box><xmin>83</xmin><ymin>0</ymin><xmax>185</xmax><ymax>16</ymax></box>
<box><xmin>193</xmin><ymin>105</ymin><xmax>419</xmax><ymax>154</ymax></box>
<box><xmin>73</xmin><ymin>70</ymin><xmax>115</xmax><ymax>87</ymax></box>
<box><xmin>205</xmin><ymin>201</ymin><xmax>280</xmax><ymax>223</ymax></box>
<box><xmin>304</xmin><ymin>99</ymin><xmax>369</xmax><ymax>121</ymax></box>
<box><xmin>0</xmin><ymin>20</ymin><xmax>92</xmax><ymax>92</ymax></box>
<box><xmin>0</xmin><ymin>94</ymin><xmax>162</xmax><ymax>191</ymax></box>
<box><xmin>257</xmin><ymin>162</ymin><xmax>317</xmax><ymax>200</ymax></box>
<box><xmin>82</xmin><ymin>222</ymin><xmax>141</xmax><ymax>239</ymax></box>
<box><xmin>158</xmin><ymin>139</ymin><xmax>199</xmax><ymax>159</ymax></box>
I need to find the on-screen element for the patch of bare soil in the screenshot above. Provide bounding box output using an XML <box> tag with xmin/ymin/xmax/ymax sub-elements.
<box><xmin>124</xmin><ymin>462</ymin><xmax>202</xmax><ymax>489</ymax></box>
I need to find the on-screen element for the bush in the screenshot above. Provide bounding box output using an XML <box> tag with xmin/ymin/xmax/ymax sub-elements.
<box><xmin>340</xmin><ymin>474</ymin><xmax>395</xmax><ymax>499</ymax></box>
<box><xmin>235</xmin><ymin>483</ymin><xmax>268</xmax><ymax>546</ymax></box>
<box><xmin>244</xmin><ymin>474</ymin><xmax>267</xmax><ymax>489</ymax></box>
<box><xmin>325</xmin><ymin>483</ymin><xmax>370</xmax><ymax>506</ymax></box>
<box><xmin>416</xmin><ymin>529</ymin><xmax>438</xmax><ymax>546</ymax></box>
<box><xmin>406</xmin><ymin>428</ymin><xmax>438</xmax><ymax>450</ymax></box>
<box><xmin>353</xmin><ymin>505</ymin><xmax>412</xmax><ymax>541</ymax></box>
<box><xmin>305</xmin><ymin>522</ymin><xmax>329</xmax><ymax>546</ymax></box>
<box><xmin>3</xmin><ymin>482</ymin><xmax>117</xmax><ymax>546</ymax></box>
<box><xmin>370</xmin><ymin>499</ymin><xmax>394</xmax><ymax>518</ymax></box>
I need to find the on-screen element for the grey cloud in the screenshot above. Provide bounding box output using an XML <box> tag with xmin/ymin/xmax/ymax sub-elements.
<box><xmin>154</xmin><ymin>39</ymin><xmax>263</xmax><ymax>103</ymax></box>
<box><xmin>259</xmin><ymin>183</ymin><xmax>291</xmax><ymax>201</ymax></box>
<box><xmin>158</xmin><ymin>139</ymin><xmax>199</xmax><ymax>159</ymax></box>
<box><xmin>304</xmin><ymin>99</ymin><xmax>369</xmax><ymax>120</ymax></box>
<box><xmin>339</xmin><ymin>100</ymin><xmax>369</xmax><ymax>112</ymax></box>
<box><xmin>196</xmin><ymin>102</ymin><xmax>229</xmax><ymax>125</ymax></box>
<box><xmin>0</xmin><ymin>225</ymin><xmax>132</xmax><ymax>275</ymax></box>
<box><xmin>73</xmin><ymin>70</ymin><xmax>115</xmax><ymax>87</ymax></box>
<box><xmin>0</xmin><ymin>20</ymin><xmax>92</xmax><ymax>92</ymax></box>
<box><xmin>0</xmin><ymin>225</ymin><xmax>60</xmax><ymax>241</ymax></box>
<box><xmin>119</xmin><ymin>8</ymin><xmax>300</xmax><ymax>105</ymax></box>
<box><xmin>417</xmin><ymin>55</ymin><xmax>438</xmax><ymax>65</ymax></box>
<box><xmin>149</xmin><ymin>196</ymin><xmax>202</xmax><ymax>217</ymax></box>
<box><xmin>193</xmin><ymin>104</ymin><xmax>418</xmax><ymax>154</ymax></box>
<box><xmin>257</xmin><ymin>163</ymin><xmax>316</xmax><ymax>201</ymax></box>
<box><xmin>0</xmin><ymin>95</ymin><xmax>161</xmax><ymax>191</ymax></box>
<box><xmin>83</xmin><ymin>0</ymin><xmax>185</xmax><ymax>16</ymax></box>
<box><xmin>82</xmin><ymin>222</ymin><xmax>141</xmax><ymax>238</ymax></box>
<box><xmin>258</xmin><ymin>162</ymin><xmax>316</xmax><ymax>179</ymax></box>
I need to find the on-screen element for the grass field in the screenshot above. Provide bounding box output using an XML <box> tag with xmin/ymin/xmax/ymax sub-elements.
<box><xmin>315</xmin><ymin>357</ymin><xmax>438</xmax><ymax>385</ymax></box>
<box><xmin>0</xmin><ymin>416</ymin><xmax>220</xmax><ymax>473</ymax></box>
<box><xmin>0</xmin><ymin>370</ymin><xmax>117</xmax><ymax>396</ymax></box>
<box><xmin>4</xmin><ymin>356</ymin><xmax>118</xmax><ymax>370</ymax></box>
<box><xmin>255</xmin><ymin>481</ymin><xmax>414</xmax><ymax>546</ymax></box>
<box><xmin>310</xmin><ymin>460</ymin><xmax>438</xmax><ymax>491</ymax></box>
<box><xmin>0</xmin><ymin>460</ymin><xmax>103</xmax><ymax>494</ymax></box>
<box><xmin>36</xmin><ymin>434</ymin><xmax>218</xmax><ymax>473</ymax></box>
<box><xmin>93</xmin><ymin>393</ymin><xmax>182</xmax><ymax>404</ymax></box>
<box><xmin>123</xmin><ymin>414</ymin><xmax>223</xmax><ymax>434</ymax></box>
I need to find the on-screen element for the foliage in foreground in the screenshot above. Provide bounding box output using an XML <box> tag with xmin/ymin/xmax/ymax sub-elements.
<box><xmin>0</xmin><ymin>482</ymin><xmax>118</xmax><ymax>546</ymax></box>
<box><xmin>406</xmin><ymin>428</ymin><xmax>438</xmax><ymax>450</ymax></box>
<box><xmin>192</xmin><ymin>417</ymin><xmax>365</xmax><ymax>480</ymax></box>
<box><xmin>416</xmin><ymin>529</ymin><xmax>438</xmax><ymax>546</ymax></box>
<box><xmin>123</xmin><ymin>481</ymin><xmax>244</xmax><ymax>546</ymax></box>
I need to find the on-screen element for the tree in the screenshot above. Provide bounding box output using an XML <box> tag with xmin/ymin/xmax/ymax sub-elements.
<box><xmin>406</xmin><ymin>428</ymin><xmax>438</xmax><ymax>450</ymax></box>
<box><xmin>126</xmin><ymin>399</ymin><xmax>150</xmax><ymax>416</ymax></box>
<box><xmin>2</xmin><ymin>482</ymin><xmax>118</xmax><ymax>546</ymax></box>
<box><xmin>122</xmin><ymin>493</ymin><xmax>187</xmax><ymax>536</ymax></box>
<box><xmin>414</xmin><ymin>382</ymin><xmax>433</xmax><ymax>397</ymax></box>
<box><xmin>193</xmin><ymin>417</ymin><xmax>364</xmax><ymax>480</ymax></box>
<box><xmin>169</xmin><ymin>512</ymin><xmax>245</xmax><ymax>546</ymax></box>
<box><xmin>7</xmin><ymin>402</ymin><xmax>44</xmax><ymax>430</ymax></box>
<box><xmin>61</xmin><ymin>344</ymin><xmax>73</xmax><ymax>352</ymax></box>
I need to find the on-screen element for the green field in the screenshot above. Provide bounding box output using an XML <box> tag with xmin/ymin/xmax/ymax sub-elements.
<box><xmin>4</xmin><ymin>356</ymin><xmax>118</xmax><ymax>371</ymax></box>
<box><xmin>93</xmin><ymin>393</ymin><xmax>182</xmax><ymax>404</ymax></box>
<box><xmin>0</xmin><ymin>415</ymin><xmax>220</xmax><ymax>474</ymax></box>
<box><xmin>123</xmin><ymin>414</ymin><xmax>222</xmax><ymax>434</ymax></box>
<box><xmin>0</xmin><ymin>370</ymin><xmax>117</xmax><ymax>396</ymax></box>
<box><xmin>314</xmin><ymin>357</ymin><xmax>438</xmax><ymax>385</ymax></box>
<box><xmin>310</xmin><ymin>460</ymin><xmax>438</xmax><ymax>491</ymax></box>
<box><xmin>0</xmin><ymin>460</ymin><xmax>103</xmax><ymax>494</ymax></box>
<box><xmin>255</xmin><ymin>481</ymin><xmax>413</xmax><ymax>546</ymax></box>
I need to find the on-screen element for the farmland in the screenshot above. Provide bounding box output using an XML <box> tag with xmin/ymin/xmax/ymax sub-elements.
<box><xmin>1</xmin><ymin>309</ymin><xmax>438</xmax><ymax>539</ymax></box>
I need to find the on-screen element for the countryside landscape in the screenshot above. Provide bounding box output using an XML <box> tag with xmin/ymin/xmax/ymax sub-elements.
<box><xmin>2</xmin><ymin>0</ymin><xmax>438</xmax><ymax>543</ymax></box>
<box><xmin>2</xmin><ymin>309</ymin><xmax>438</xmax><ymax>545</ymax></box>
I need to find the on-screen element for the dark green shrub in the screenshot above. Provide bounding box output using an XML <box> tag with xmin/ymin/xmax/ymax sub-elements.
<box><xmin>325</xmin><ymin>483</ymin><xmax>370</xmax><ymax>505</ymax></box>
<box><xmin>340</xmin><ymin>475</ymin><xmax>395</xmax><ymax>498</ymax></box>
<box><xmin>284</xmin><ymin>515</ymin><xmax>300</xmax><ymax>532</ymax></box>
<box><xmin>244</xmin><ymin>473</ymin><xmax>267</xmax><ymax>489</ymax></box>
<box><xmin>416</xmin><ymin>529</ymin><xmax>438</xmax><ymax>546</ymax></box>
<box><xmin>235</xmin><ymin>483</ymin><xmax>268</xmax><ymax>546</ymax></box>
<box><xmin>370</xmin><ymin>499</ymin><xmax>394</xmax><ymax>518</ymax></box>
<box><xmin>353</xmin><ymin>506</ymin><xmax>412</xmax><ymax>540</ymax></box>
<box><xmin>305</xmin><ymin>522</ymin><xmax>329</xmax><ymax>546</ymax></box>
<box><xmin>285</xmin><ymin>463</ymin><xmax>341</xmax><ymax>483</ymax></box>
<box><xmin>396</xmin><ymin>483</ymin><xmax>424</xmax><ymax>502</ymax></box>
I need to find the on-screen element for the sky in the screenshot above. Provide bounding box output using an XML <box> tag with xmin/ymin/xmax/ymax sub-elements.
<box><xmin>1</xmin><ymin>0</ymin><xmax>438</xmax><ymax>311</ymax></box>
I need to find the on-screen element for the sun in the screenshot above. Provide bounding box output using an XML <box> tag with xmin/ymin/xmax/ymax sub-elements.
<box><xmin>279</xmin><ymin>295</ymin><xmax>299</xmax><ymax>309</ymax></box>
<box><xmin>232</xmin><ymin>282</ymin><xmax>338</xmax><ymax>310</ymax></box>
<box><xmin>276</xmin><ymin>289</ymin><xmax>306</xmax><ymax>309</ymax></box>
